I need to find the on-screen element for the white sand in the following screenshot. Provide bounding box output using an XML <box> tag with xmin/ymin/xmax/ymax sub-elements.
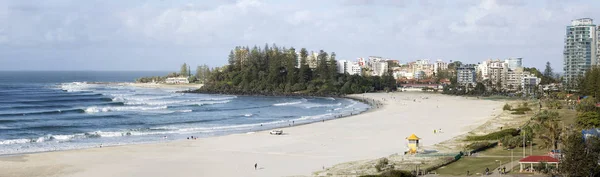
<box><xmin>0</xmin><ymin>92</ymin><xmax>503</xmax><ymax>177</ymax></box>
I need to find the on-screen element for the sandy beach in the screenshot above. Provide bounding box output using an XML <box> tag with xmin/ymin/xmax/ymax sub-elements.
<box><xmin>0</xmin><ymin>92</ymin><xmax>503</xmax><ymax>177</ymax></box>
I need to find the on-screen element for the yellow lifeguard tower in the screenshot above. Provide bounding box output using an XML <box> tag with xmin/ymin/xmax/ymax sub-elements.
<box><xmin>406</xmin><ymin>134</ymin><xmax>420</xmax><ymax>154</ymax></box>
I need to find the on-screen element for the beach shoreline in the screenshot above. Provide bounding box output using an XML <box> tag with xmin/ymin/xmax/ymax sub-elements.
<box><xmin>0</xmin><ymin>92</ymin><xmax>504</xmax><ymax>177</ymax></box>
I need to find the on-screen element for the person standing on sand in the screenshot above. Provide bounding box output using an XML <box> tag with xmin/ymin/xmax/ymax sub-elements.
<box><xmin>254</xmin><ymin>163</ymin><xmax>257</xmax><ymax>170</ymax></box>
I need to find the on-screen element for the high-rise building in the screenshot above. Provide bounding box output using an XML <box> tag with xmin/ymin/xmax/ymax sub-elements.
<box><xmin>563</xmin><ymin>18</ymin><xmax>598</xmax><ymax>87</ymax></box>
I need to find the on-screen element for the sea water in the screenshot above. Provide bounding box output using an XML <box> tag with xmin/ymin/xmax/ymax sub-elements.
<box><xmin>0</xmin><ymin>71</ymin><xmax>370</xmax><ymax>155</ymax></box>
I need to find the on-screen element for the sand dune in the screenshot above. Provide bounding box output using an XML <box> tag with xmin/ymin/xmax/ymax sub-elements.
<box><xmin>0</xmin><ymin>92</ymin><xmax>503</xmax><ymax>177</ymax></box>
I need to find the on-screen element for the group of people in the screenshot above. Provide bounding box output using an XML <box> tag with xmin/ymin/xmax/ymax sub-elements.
<box><xmin>186</xmin><ymin>136</ymin><xmax>197</xmax><ymax>140</ymax></box>
<box><xmin>433</xmin><ymin>128</ymin><xmax>443</xmax><ymax>134</ymax></box>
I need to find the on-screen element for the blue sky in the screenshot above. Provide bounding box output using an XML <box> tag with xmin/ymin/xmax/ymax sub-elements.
<box><xmin>0</xmin><ymin>0</ymin><xmax>598</xmax><ymax>71</ymax></box>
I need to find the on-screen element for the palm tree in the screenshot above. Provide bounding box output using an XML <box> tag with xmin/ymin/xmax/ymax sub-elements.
<box><xmin>532</xmin><ymin>110</ymin><xmax>563</xmax><ymax>150</ymax></box>
<box><xmin>537</xmin><ymin>120</ymin><xmax>562</xmax><ymax>150</ymax></box>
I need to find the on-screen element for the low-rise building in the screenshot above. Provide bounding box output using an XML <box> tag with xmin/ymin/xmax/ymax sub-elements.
<box><xmin>165</xmin><ymin>77</ymin><xmax>189</xmax><ymax>84</ymax></box>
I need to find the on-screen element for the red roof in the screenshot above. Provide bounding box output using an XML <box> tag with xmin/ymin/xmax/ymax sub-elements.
<box><xmin>519</xmin><ymin>156</ymin><xmax>559</xmax><ymax>163</ymax></box>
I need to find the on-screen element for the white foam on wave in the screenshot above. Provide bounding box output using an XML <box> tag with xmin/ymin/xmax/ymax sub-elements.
<box><xmin>273</xmin><ymin>101</ymin><xmax>302</xmax><ymax>106</ymax></box>
<box><xmin>344</xmin><ymin>100</ymin><xmax>358</xmax><ymax>109</ymax></box>
<box><xmin>84</xmin><ymin>106</ymin><xmax>168</xmax><ymax>113</ymax></box>
<box><xmin>273</xmin><ymin>98</ymin><xmax>307</xmax><ymax>106</ymax></box>
<box><xmin>0</xmin><ymin>139</ymin><xmax>30</xmax><ymax>145</ymax></box>
<box><xmin>244</xmin><ymin>113</ymin><xmax>253</xmax><ymax>117</ymax></box>
<box><xmin>187</xmin><ymin>100</ymin><xmax>231</xmax><ymax>106</ymax></box>
<box><xmin>59</xmin><ymin>82</ymin><xmax>94</xmax><ymax>92</ymax></box>
<box><xmin>304</xmin><ymin>102</ymin><xmax>342</xmax><ymax>109</ymax></box>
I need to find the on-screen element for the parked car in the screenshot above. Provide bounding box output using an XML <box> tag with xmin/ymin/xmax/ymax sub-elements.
<box><xmin>270</xmin><ymin>130</ymin><xmax>283</xmax><ymax>135</ymax></box>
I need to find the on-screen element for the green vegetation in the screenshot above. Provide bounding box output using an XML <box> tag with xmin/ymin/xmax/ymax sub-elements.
<box><xmin>545</xmin><ymin>100</ymin><xmax>562</xmax><ymax>109</ymax></box>
<box><xmin>578</xmin><ymin>67</ymin><xmax>600</xmax><ymax>102</ymax></box>
<box><xmin>375</xmin><ymin>158</ymin><xmax>393</xmax><ymax>172</ymax></box>
<box><xmin>465</xmin><ymin>129</ymin><xmax>519</xmax><ymax>141</ymax></box>
<box><xmin>532</xmin><ymin>110</ymin><xmax>563</xmax><ymax>151</ymax></box>
<box><xmin>576</xmin><ymin>111</ymin><xmax>600</xmax><ymax>129</ymax></box>
<box><xmin>435</xmin><ymin>157</ymin><xmax>512</xmax><ymax>176</ymax></box>
<box><xmin>560</xmin><ymin>132</ymin><xmax>600</xmax><ymax>176</ymax></box>
<box><xmin>465</xmin><ymin>142</ymin><xmax>496</xmax><ymax>153</ymax></box>
<box><xmin>137</xmin><ymin>64</ymin><xmax>198</xmax><ymax>83</ymax></box>
<box><xmin>359</xmin><ymin>170</ymin><xmax>415</xmax><ymax>177</ymax></box>
<box><xmin>194</xmin><ymin>45</ymin><xmax>396</xmax><ymax>96</ymax></box>
<box><xmin>502</xmin><ymin>104</ymin><xmax>512</xmax><ymax>111</ymax></box>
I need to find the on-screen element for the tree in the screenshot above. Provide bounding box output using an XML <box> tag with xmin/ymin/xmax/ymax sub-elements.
<box><xmin>533</xmin><ymin>110</ymin><xmax>562</xmax><ymax>150</ymax></box>
<box><xmin>298</xmin><ymin>48</ymin><xmax>311</xmax><ymax>83</ymax></box>
<box><xmin>576</xmin><ymin>111</ymin><xmax>600</xmax><ymax>129</ymax></box>
<box><xmin>286</xmin><ymin>47</ymin><xmax>298</xmax><ymax>85</ymax></box>
<box><xmin>316</xmin><ymin>50</ymin><xmax>329</xmax><ymax>80</ymax></box>
<box><xmin>329</xmin><ymin>52</ymin><xmax>338</xmax><ymax>82</ymax></box>
<box><xmin>577</xmin><ymin>97</ymin><xmax>599</xmax><ymax>112</ymax></box>
<box><xmin>542</xmin><ymin>62</ymin><xmax>555</xmax><ymax>84</ymax></box>
<box><xmin>227</xmin><ymin>50</ymin><xmax>235</xmax><ymax>72</ymax></box>
<box><xmin>180</xmin><ymin>63</ymin><xmax>188</xmax><ymax>77</ymax></box>
<box><xmin>560</xmin><ymin>132</ymin><xmax>600</xmax><ymax>177</ymax></box>
<box><xmin>473</xmin><ymin>82</ymin><xmax>486</xmax><ymax>95</ymax></box>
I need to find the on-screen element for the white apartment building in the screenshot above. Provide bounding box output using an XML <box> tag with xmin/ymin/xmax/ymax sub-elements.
<box><xmin>306</xmin><ymin>51</ymin><xmax>320</xmax><ymax>69</ymax></box>
<box><xmin>522</xmin><ymin>76</ymin><xmax>541</xmax><ymax>94</ymax></box>
<box><xmin>563</xmin><ymin>18</ymin><xmax>598</xmax><ymax>87</ymax></box>
<box><xmin>433</xmin><ymin>59</ymin><xmax>448</xmax><ymax>74</ymax></box>
<box><xmin>505</xmin><ymin>67</ymin><xmax>534</xmax><ymax>91</ymax></box>
<box><xmin>337</xmin><ymin>60</ymin><xmax>362</xmax><ymax>75</ymax></box>
<box><xmin>371</xmin><ymin>61</ymin><xmax>389</xmax><ymax>76</ymax></box>
<box><xmin>488</xmin><ymin>61</ymin><xmax>509</xmax><ymax>89</ymax></box>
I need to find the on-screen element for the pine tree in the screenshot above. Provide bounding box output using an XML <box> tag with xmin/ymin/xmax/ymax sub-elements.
<box><xmin>317</xmin><ymin>50</ymin><xmax>329</xmax><ymax>81</ymax></box>
<box><xmin>180</xmin><ymin>63</ymin><xmax>188</xmax><ymax>77</ymax></box>
<box><xmin>299</xmin><ymin>48</ymin><xmax>310</xmax><ymax>83</ymax></box>
<box><xmin>227</xmin><ymin>50</ymin><xmax>235</xmax><ymax>72</ymax></box>
<box><xmin>286</xmin><ymin>47</ymin><xmax>297</xmax><ymax>85</ymax></box>
<box><xmin>329</xmin><ymin>52</ymin><xmax>338</xmax><ymax>82</ymax></box>
<box><xmin>542</xmin><ymin>62</ymin><xmax>555</xmax><ymax>84</ymax></box>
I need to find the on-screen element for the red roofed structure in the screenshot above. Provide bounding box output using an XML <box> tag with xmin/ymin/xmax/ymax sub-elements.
<box><xmin>519</xmin><ymin>155</ymin><xmax>559</xmax><ymax>173</ymax></box>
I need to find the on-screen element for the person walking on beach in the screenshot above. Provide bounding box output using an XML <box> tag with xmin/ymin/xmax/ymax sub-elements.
<box><xmin>254</xmin><ymin>163</ymin><xmax>257</xmax><ymax>170</ymax></box>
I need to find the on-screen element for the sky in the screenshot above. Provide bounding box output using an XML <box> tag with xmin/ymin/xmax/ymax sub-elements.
<box><xmin>0</xmin><ymin>0</ymin><xmax>598</xmax><ymax>71</ymax></box>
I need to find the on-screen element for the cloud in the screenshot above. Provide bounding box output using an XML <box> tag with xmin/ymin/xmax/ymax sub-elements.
<box><xmin>0</xmin><ymin>0</ymin><xmax>599</xmax><ymax>71</ymax></box>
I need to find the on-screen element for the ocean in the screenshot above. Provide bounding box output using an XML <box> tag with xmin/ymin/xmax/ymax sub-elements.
<box><xmin>0</xmin><ymin>71</ymin><xmax>369</xmax><ymax>155</ymax></box>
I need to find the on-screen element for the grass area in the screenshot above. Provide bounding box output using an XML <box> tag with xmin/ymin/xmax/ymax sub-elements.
<box><xmin>434</xmin><ymin>157</ymin><xmax>512</xmax><ymax>175</ymax></box>
<box><xmin>556</xmin><ymin>107</ymin><xmax>578</xmax><ymax>127</ymax></box>
<box><xmin>465</xmin><ymin>128</ymin><xmax>519</xmax><ymax>141</ymax></box>
<box><xmin>479</xmin><ymin>146</ymin><xmax>548</xmax><ymax>157</ymax></box>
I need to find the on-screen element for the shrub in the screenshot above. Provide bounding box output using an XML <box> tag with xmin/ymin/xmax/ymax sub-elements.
<box><xmin>576</xmin><ymin>97</ymin><xmax>599</xmax><ymax>112</ymax></box>
<box><xmin>512</xmin><ymin>107</ymin><xmax>532</xmax><ymax>112</ymax></box>
<box><xmin>503</xmin><ymin>103</ymin><xmax>512</xmax><ymax>111</ymax></box>
<box><xmin>465</xmin><ymin>142</ymin><xmax>496</xmax><ymax>153</ymax></box>
<box><xmin>375</xmin><ymin>158</ymin><xmax>390</xmax><ymax>172</ymax></box>
<box><xmin>546</xmin><ymin>100</ymin><xmax>562</xmax><ymax>109</ymax></box>
<box><xmin>466</xmin><ymin>128</ymin><xmax>519</xmax><ymax>141</ymax></box>
<box><xmin>360</xmin><ymin>170</ymin><xmax>416</xmax><ymax>177</ymax></box>
<box><xmin>576</xmin><ymin>111</ymin><xmax>600</xmax><ymax>129</ymax></box>
<box><xmin>511</xmin><ymin>110</ymin><xmax>525</xmax><ymax>115</ymax></box>
<box><xmin>500</xmin><ymin>135</ymin><xmax>522</xmax><ymax>148</ymax></box>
